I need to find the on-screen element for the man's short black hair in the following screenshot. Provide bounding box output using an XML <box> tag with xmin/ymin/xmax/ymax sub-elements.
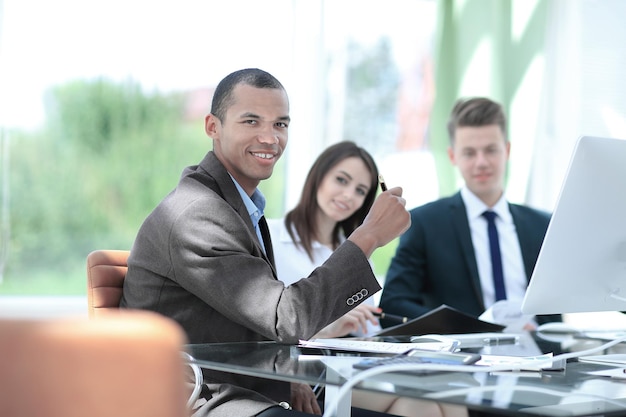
<box><xmin>210</xmin><ymin>68</ymin><xmax>286</xmax><ymax>122</ymax></box>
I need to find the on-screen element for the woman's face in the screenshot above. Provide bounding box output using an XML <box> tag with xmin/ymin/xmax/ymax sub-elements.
<box><xmin>315</xmin><ymin>156</ymin><xmax>372</xmax><ymax>224</ymax></box>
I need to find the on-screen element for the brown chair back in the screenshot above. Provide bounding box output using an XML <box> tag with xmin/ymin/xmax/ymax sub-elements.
<box><xmin>0</xmin><ymin>310</ymin><xmax>191</xmax><ymax>417</ymax></box>
<box><xmin>86</xmin><ymin>249</ymin><xmax>130</xmax><ymax>318</ymax></box>
<box><xmin>86</xmin><ymin>249</ymin><xmax>204</xmax><ymax>410</ymax></box>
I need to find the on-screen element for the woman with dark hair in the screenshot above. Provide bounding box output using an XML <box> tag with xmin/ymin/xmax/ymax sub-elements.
<box><xmin>267</xmin><ymin>141</ymin><xmax>381</xmax><ymax>337</ymax></box>
<box><xmin>268</xmin><ymin>142</ymin><xmax>468</xmax><ymax>417</ymax></box>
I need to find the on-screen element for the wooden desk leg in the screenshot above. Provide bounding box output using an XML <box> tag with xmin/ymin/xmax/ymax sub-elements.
<box><xmin>324</xmin><ymin>367</ymin><xmax>352</xmax><ymax>416</ymax></box>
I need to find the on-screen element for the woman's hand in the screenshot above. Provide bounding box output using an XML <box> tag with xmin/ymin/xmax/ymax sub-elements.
<box><xmin>314</xmin><ymin>304</ymin><xmax>380</xmax><ymax>338</ymax></box>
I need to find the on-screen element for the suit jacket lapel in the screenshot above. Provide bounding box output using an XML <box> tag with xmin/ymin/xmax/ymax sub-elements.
<box><xmin>201</xmin><ymin>152</ymin><xmax>278</xmax><ymax>273</ymax></box>
<box><xmin>449</xmin><ymin>192</ymin><xmax>486</xmax><ymax>310</ymax></box>
<box><xmin>508</xmin><ymin>204</ymin><xmax>534</xmax><ymax>282</ymax></box>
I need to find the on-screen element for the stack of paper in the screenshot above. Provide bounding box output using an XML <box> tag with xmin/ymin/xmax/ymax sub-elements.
<box><xmin>298</xmin><ymin>337</ymin><xmax>458</xmax><ymax>354</ymax></box>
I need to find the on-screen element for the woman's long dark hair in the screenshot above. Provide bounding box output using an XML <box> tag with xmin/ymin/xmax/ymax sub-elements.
<box><xmin>284</xmin><ymin>141</ymin><xmax>379</xmax><ymax>261</ymax></box>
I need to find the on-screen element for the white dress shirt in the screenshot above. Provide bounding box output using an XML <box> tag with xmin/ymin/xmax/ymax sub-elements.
<box><xmin>266</xmin><ymin>218</ymin><xmax>381</xmax><ymax>336</ymax></box>
<box><xmin>460</xmin><ymin>187</ymin><xmax>528</xmax><ymax>309</ymax></box>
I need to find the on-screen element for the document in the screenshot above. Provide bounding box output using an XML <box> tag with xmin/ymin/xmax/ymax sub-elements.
<box><xmin>477</xmin><ymin>352</ymin><xmax>557</xmax><ymax>371</ymax></box>
<box><xmin>578</xmin><ymin>354</ymin><xmax>626</xmax><ymax>366</ymax></box>
<box><xmin>586</xmin><ymin>368</ymin><xmax>626</xmax><ymax>379</ymax></box>
<box><xmin>298</xmin><ymin>337</ymin><xmax>458</xmax><ymax>354</ymax></box>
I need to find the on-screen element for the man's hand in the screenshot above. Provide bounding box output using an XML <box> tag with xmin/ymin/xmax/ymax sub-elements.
<box><xmin>348</xmin><ymin>186</ymin><xmax>410</xmax><ymax>257</ymax></box>
<box><xmin>290</xmin><ymin>382</ymin><xmax>321</xmax><ymax>415</ymax></box>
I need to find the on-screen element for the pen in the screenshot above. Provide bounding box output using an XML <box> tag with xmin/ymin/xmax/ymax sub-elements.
<box><xmin>374</xmin><ymin>311</ymin><xmax>409</xmax><ymax>323</ymax></box>
<box><xmin>378</xmin><ymin>175</ymin><xmax>387</xmax><ymax>192</ymax></box>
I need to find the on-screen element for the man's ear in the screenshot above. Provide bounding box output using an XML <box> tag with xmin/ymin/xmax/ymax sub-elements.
<box><xmin>205</xmin><ymin>114</ymin><xmax>219</xmax><ymax>139</ymax></box>
<box><xmin>447</xmin><ymin>146</ymin><xmax>456</xmax><ymax>165</ymax></box>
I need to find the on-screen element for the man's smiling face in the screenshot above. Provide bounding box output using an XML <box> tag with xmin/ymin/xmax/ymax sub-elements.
<box><xmin>206</xmin><ymin>83</ymin><xmax>290</xmax><ymax>195</ymax></box>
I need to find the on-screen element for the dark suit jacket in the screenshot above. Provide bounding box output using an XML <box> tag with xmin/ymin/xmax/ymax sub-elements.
<box><xmin>379</xmin><ymin>192</ymin><xmax>560</xmax><ymax>327</ymax></box>
<box><xmin>120</xmin><ymin>151</ymin><xmax>380</xmax><ymax>417</ymax></box>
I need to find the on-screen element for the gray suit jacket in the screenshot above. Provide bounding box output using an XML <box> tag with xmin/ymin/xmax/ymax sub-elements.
<box><xmin>120</xmin><ymin>151</ymin><xmax>380</xmax><ymax>416</ymax></box>
<box><xmin>380</xmin><ymin>192</ymin><xmax>560</xmax><ymax>326</ymax></box>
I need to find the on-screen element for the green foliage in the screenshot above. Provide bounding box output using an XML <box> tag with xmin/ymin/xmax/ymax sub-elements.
<box><xmin>45</xmin><ymin>78</ymin><xmax>183</xmax><ymax>153</ymax></box>
<box><xmin>343</xmin><ymin>37</ymin><xmax>400</xmax><ymax>156</ymax></box>
<box><xmin>2</xmin><ymin>79</ymin><xmax>230</xmax><ymax>294</ymax></box>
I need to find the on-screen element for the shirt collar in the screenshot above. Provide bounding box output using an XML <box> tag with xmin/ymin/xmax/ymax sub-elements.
<box><xmin>229</xmin><ymin>174</ymin><xmax>266</xmax><ymax>227</ymax></box>
<box><xmin>460</xmin><ymin>186</ymin><xmax>511</xmax><ymax>222</ymax></box>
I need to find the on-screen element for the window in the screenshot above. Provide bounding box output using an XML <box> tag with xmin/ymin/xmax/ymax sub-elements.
<box><xmin>0</xmin><ymin>0</ymin><xmax>437</xmax><ymax>294</ymax></box>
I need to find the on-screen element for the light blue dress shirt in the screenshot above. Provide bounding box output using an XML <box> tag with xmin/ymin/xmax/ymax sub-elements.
<box><xmin>229</xmin><ymin>175</ymin><xmax>266</xmax><ymax>254</ymax></box>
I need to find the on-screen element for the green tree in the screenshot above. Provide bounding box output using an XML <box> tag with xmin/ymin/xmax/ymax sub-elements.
<box><xmin>2</xmin><ymin>78</ymin><xmax>286</xmax><ymax>295</ymax></box>
<box><xmin>3</xmin><ymin>79</ymin><xmax>203</xmax><ymax>293</ymax></box>
<box><xmin>343</xmin><ymin>37</ymin><xmax>400</xmax><ymax>156</ymax></box>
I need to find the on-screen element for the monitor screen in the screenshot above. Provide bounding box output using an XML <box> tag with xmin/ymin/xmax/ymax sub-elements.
<box><xmin>521</xmin><ymin>136</ymin><xmax>626</xmax><ymax>315</ymax></box>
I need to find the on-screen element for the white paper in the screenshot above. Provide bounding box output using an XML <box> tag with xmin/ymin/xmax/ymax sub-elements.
<box><xmin>586</xmin><ymin>368</ymin><xmax>626</xmax><ymax>379</ymax></box>
<box><xmin>476</xmin><ymin>352</ymin><xmax>555</xmax><ymax>371</ymax></box>
<box><xmin>480</xmin><ymin>300</ymin><xmax>534</xmax><ymax>332</ymax></box>
<box><xmin>298</xmin><ymin>337</ymin><xmax>458</xmax><ymax>354</ymax></box>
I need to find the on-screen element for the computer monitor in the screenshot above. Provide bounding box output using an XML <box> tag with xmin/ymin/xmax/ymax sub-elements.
<box><xmin>521</xmin><ymin>136</ymin><xmax>626</xmax><ymax>315</ymax></box>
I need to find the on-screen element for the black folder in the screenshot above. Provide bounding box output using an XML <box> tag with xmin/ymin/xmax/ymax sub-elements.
<box><xmin>374</xmin><ymin>304</ymin><xmax>505</xmax><ymax>337</ymax></box>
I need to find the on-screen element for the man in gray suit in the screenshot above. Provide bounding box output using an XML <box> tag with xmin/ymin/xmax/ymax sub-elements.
<box><xmin>380</xmin><ymin>97</ymin><xmax>560</xmax><ymax>329</ymax></box>
<box><xmin>120</xmin><ymin>68</ymin><xmax>410</xmax><ymax>417</ymax></box>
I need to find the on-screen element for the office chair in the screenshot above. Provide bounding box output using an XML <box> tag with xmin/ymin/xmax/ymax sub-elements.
<box><xmin>0</xmin><ymin>310</ymin><xmax>191</xmax><ymax>417</ymax></box>
<box><xmin>86</xmin><ymin>249</ymin><xmax>130</xmax><ymax>318</ymax></box>
<box><xmin>86</xmin><ymin>249</ymin><xmax>203</xmax><ymax>410</ymax></box>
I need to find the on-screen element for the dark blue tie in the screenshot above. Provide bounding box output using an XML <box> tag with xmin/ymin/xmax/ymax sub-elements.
<box><xmin>258</xmin><ymin>216</ymin><xmax>275</xmax><ymax>268</ymax></box>
<box><xmin>483</xmin><ymin>211</ymin><xmax>507</xmax><ymax>301</ymax></box>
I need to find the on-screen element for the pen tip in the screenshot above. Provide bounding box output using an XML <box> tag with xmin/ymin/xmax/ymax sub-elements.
<box><xmin>378</xmin><ymin>175</ymin><xmax>385</xmax><ymax>183</ymax></box>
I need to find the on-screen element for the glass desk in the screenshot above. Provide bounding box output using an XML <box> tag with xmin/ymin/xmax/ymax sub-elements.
<box><xmin>186</xmin><ymin>333</ymin><xmax>626</xmax><ymax>416</ymax></box>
